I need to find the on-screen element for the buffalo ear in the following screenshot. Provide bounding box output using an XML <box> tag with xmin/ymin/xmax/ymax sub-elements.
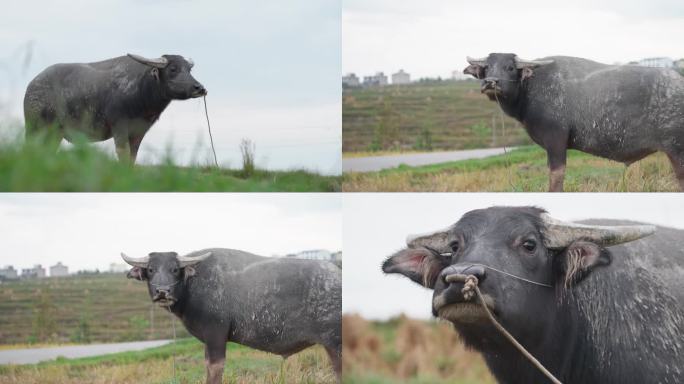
<box><xmin>520</xmin><ymin>66</ymin><xmax>534</xmax><ymax>82</ymax></box>
<box><xmin>151</xmin><ymin>67</ymin><xmax>160</xmax><ymax>82</ymax></box>
<box><xmin>126</xmin><ymin>266</ymin><xmax>147</xmax><ymax>281</ymax></box>
<box><xmin>463</xmin><ymin>64</ymin><xmax>485</xmax><ymax>79</ymax></box>
<box><xmin>382</xmin><ymin>248</ymin><xmax>448</xmax><ymax>288</ymax></box>
<box><xmin>183</xmin><ymin>266</ymin><xmax>197</xmax><ymax>282</ymax></box>
<box><xmin>555</xmin><ymin>241</ymin><xmax>611</xmax><ymax>288</ymax></box>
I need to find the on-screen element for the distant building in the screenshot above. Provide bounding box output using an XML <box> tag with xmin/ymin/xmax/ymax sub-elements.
<box><xmin>342</xmin><ymin>73</ymin><xmax>360</xmax><ymax>87</ymax></box>
<box><xmin>675</xmin><ymin>59</ymin><xmax>684</xmax><ymax>69</ymax></box>
<box><xmin>49</xmin><ymin>262</ymin><xmax>68</xmax><ymax>277</ymax></box>
<box><xmin>331</xmin><ymin>251</ymin><xmax>342</xmax><ymax>262</ymax></box>
<box><xmin>637</xmin><ymin>57</ymin><xmax>674</xmax><ymax>68</ymax></box>
<box><xmin>391</xmin><ymin>69</ymin><xmax>410</xmax><ymax>84</ymax></box>
<box><xmin>0</xmin><ymin>265</ymin><xmax>18</xmax><ymax>280</ymax></box>
<box><xmin>363</xmin><ymin>72</ymin><xmax>388</xmax><ymax>87</ymax></box>
<box><xmin>293</xmin><ymin>249</ymin><xmax>332</xmax><ymax>260</ymax></box>
<box><xmin>109</xmin><ymin>263</ymin><xmax>129</xmax><ymax>273</ymax></box>
<box><xmin>21</xmin><ymin>264</ymin><xmax>46</xmax><ymax>279</ymax></box>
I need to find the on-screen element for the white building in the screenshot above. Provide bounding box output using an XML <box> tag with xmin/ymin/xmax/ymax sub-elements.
<box><xmin>21</xmin><ymin>264</ymin><xmax>46</xmax><ymax>279</ymax></box>
<box><xmin>342</xmin><ymin>73</ymin><xmax>360</xmax><ymax>87</ymax></box>
<box><xmin>49</xmin><ymin>262</ymin><xmax>69</xmax><ymax>277</ymax></box>
<box><xmin>0</xmin><ymin>265</ymin><xmax>18</xmax><ymax>280</ymax></box>
<box><xmin>391</xmin><ymin>69</ymin><xmax>410</xmax><ymax>84</ymax></box>
<box><xmin>675</xmin><ymin>59</ymin><xmax>684</xmax><ymax>69</ymax></box>
<box><xmin>363</xmin><ymin>72</ymin><xmax>388</xmax><ymax>87</ymax></box>
<box><xmin>638</xmin><ymin>57</ymin><xmax>674</xmax><ymax>68</ymax></box>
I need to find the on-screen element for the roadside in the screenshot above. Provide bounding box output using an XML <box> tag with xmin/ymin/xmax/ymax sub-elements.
<box><xmin>343</xmin><ymin>147</ymin><xmax>515</xmax><ymax>172</ymax></box>
<box><xmin>0</xmin><ymin>340</ymin><xmax>171</xmax><ymax>365</ymax></box>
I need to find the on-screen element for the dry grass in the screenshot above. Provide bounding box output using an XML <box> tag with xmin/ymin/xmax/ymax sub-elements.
<box><xmin>343</xmin><ymin>147</ymin><xmax>679</xmax><ymax>192</ymax></box>
<box><xmin>343</xmin><ymin>314</ymin><xmax>495</xmax><ymax>384</ymax></box>
<box><xmin>0</xmin><ymin>341</ymin><xmax>335</xmax><ymax>384</ymax></box>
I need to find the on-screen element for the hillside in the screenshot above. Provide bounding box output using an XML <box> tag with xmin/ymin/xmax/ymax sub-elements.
<box><xmin>0</xmin><ymin>273</ymin><xmax>188</xmax><ymax>345</ymax></box>
<box><xmin>342</xmin><ymin>80</ymin><xmax>531</xmax><ymax>152</ymax></box>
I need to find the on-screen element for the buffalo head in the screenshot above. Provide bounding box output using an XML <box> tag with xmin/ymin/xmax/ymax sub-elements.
<box><xmin>128</xmin><ymin>54</ymin><xmax>207</xmax><ymax>100</ymax></box>
<box><xmin>463</xmin><ymin>53</ymin><xmax>553</xmax><ymax>102</ymax></box>
<box><xmin>382</xmin><ymin>207</ymin><xmax>654</xmax><ymax>331</ymax></box>
<box><xmin>121</xmin><ymin>251</ymin><xmax>212</xmax><ymax>307</ymax></box>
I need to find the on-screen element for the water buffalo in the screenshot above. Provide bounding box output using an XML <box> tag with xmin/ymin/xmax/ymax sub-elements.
<box><xmin>463</xmin><ymin>53</ymin><xmax>684</xmax><ymax>191</ymax></box>
<box><xmin>24</xmin><ymin>54</ymin><xmax>207</xmax><ymax>163</ymax></box>
<box><xmin>121</xmin><ymin>248</ymin><xmax>341</xmax><ymax>384</ymax></box>
<box><xmin>383</xmin><ymin>206</ymin><xmax>684</xmax><ymax>383</ymax></box>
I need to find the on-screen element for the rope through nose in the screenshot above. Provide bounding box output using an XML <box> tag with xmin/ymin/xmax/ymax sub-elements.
<box><xmin>446</xmin><ymin>273</ymin><xmax>563</xmax><ymax>384</ymax></box>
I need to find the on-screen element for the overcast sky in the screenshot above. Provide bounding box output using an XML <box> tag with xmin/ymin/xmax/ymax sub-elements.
<box><xmin>0</xmin><ymin>193</ymin><xmax>342</xmax><ymax>272</ymax></box>
<box><xmin>343</xmin><ymin>0</ymin><xmax>684</xmax><ymax>79</ymax></box>
<box><xmin>343</xmin><ymin>193</ymin><xmax>684</xmax><ymax>320</ymax></box>
<box><xmin>0</xmin><ymin>0</ymin><xmax>341</xmax><ymax>174</ymax></box>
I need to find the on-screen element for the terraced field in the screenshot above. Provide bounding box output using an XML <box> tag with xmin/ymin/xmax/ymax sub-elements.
<box><xmin>342</xmin><ymin>80</ymin><xmax>531</xmax><ymax>152</ymax></box>
<box><xmin>0</xmin><ymin>273</ymin><xmax>188</xmax><ymax>344</ymax></box>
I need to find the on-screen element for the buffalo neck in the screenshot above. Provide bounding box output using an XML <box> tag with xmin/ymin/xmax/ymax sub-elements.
<box><xmin>131</xmin><ymin>70</ymin><xmax>171</xmax><ymax>121</ymax></box>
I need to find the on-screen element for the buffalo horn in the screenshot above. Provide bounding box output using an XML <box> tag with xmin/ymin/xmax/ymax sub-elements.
<box><xmin>466</xmin><ymin>56</ymin><xmax>487</xmax><ymax>66</ymax></box>
<box><xmin>177</xmin><ymin>252</ymin><xmax>212</xmax><ymax>267</ymax></box>
<box><xmin>514</xmin><ymin>56</ymin><xmax>554</xmax><ymax>68</ymax></box>
<box><xmin>127</xmin><ymin>53</ymin><xmax>169</xmax><ymax>68</ymax></box>
<box><xmin>540</xmin><ymin>213</ymin><xmax>655</xmax><ymax>249</ymax></box>
<box><xmin>120</xmin><ymin>252</ymin><xmax>150</xmax><ymax>268</ymax></box>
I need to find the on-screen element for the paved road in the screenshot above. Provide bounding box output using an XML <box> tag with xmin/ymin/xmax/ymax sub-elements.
<box><xmin>0</xmin><ymin>339</ymin><xmax>172</xmax><ymax>365</ymax></box>
<box><xmin>343</xmin><ymin>147</ymin><xmax>515</xmax><ymax>172</ymax></box>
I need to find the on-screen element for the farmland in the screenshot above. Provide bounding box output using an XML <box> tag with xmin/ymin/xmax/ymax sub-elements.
<box><xmin>342</xmin><ymin>80</ymin><xmax>531</xmax><ymax>153</ymax></box>
<box><xmin>342</xmin><ymin>314</ymin><xmax>494</xmax><ymax>384</ymax></box>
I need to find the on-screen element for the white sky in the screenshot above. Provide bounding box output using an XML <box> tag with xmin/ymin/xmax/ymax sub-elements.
<box><xmin>343</xmin><ymin>0</ymin><xmax>684</xmax><ymax>79</ymax></box>
<box><xmin>343</xmin><ymin>193</ymin><xmax>684</xmax><ymax>320</ymax></box>
<box><xmin>0</xmin><ymin>0</ymin><xmax>341</xmax><ymax>174</ymax></box>
<box><xmin>0</xmin><ymin>193</ymin><xmax>342</xmax><ymax>272</ymax></box>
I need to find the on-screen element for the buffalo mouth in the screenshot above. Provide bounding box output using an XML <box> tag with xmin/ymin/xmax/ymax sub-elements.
<box><xmin>433</xmin><ymin>292</ymin><xmax>496</xmax><ymax>324</ymax></box>
<box><xmin>190</xmin><ymin>89</ymin><xmax>208</xmax><ymax>98</ymax></box>
<box><xmin>482</xmin><ymin>87</ymin><xmax>503</xmax><ymax>100</ymax></box>
<box><xmin>152</xmin><ymin>296</ymin><xmax>177</xmax><ymax>307</ymax></box>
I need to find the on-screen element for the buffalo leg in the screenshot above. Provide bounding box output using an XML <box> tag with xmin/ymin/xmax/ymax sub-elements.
<box><xmin>324</xmin><ymin>345</ymin><xmax>341</xmax><ymax>382</ymax></box>
<box><xmin>204</xmin><ymin>342</ymin><xmax>226</xmax><ymax>384</ymax></box>
<box><xmin>113</xmin><ymin>132</ymin><xmax>131</xmax><ymax>163</ymax></box>
<box><xmin>666</xmin><ymin>153</ymin><xmax>684</xmax><ymax>191</ymax></box>
<box><xmin>546</xmin><ymin>148</ymin><xmax>567</xmax><ymax>192</ymax></box>
<box><xmin>129</xmin><ymin>136</ymin><xmax>144</xmax><ymax>164</ymax></box>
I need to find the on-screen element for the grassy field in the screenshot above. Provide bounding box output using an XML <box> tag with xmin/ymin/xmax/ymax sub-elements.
<box><xmin>342</xmin><ymin>314</ymin><xmax>494</xmax><ymax>384</ymax></box>
<box><xmin>0</xmin><ymin>138</ymin><xmax>339</xmax><ymax>192</ymax></box>
<box><xmin>342</xmin><ymin>146</ymin><xmax>679</xmax><ymax>192</ymax></box>
<box><xmin>342</xmin><ymin>80</ymin><xmax>531</xmax><ymax>152</ymax></box>
<box><xmin>0</xmin><ymin>273</ymin><xmax>188</xmax><ymax>344</ymax></box>
<box><xmin>0</xmin><ymin>338</ymin><xmax>335</xmax><ymax>384</ymax></box>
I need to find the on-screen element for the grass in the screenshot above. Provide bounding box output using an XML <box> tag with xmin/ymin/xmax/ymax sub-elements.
<box><xmin>0</xmin><ymin>273</ymin><xmax>189</xmax><ymax>344</ymax></box>
<box><xmin>0</xmin><ymin>338</ymin><xmax>336</xmax><ymax>384</ymax></box>
<box><xmin>342</xmin><ymin>146</ymin><xmax>679</xmax><ymax>192</ymax></box>
<box><xmin>342</xmin><ymin>314</ymin><xmax>495</xmax><ymax>384</ymax></box>
<box><xmin>342</xmin><ymin>80</ymin><xmax>531</xmax><ymax>152</ymax></box>
<box><xmin>0</xmin><ymin>138</ymin><xmax>339</xmax><ymax>192</ymax></box>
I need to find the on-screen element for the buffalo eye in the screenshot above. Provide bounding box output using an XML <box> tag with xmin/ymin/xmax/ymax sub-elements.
<box><xmin>522</xmin><ymin>239</ymin><xmax>537</xmax><ymax>252</ymax></box>
<box><xmin>506</xmin><ymin>65</ymin><xmax>515</xmax><ymax>72</ymax></box>
<box><xmin>169</xmin><ymin>66</ymin><xmax>177</xmax><ymax>73</ymax></box>
<box><xmin>147</xmin><ymin>267</ymin><xmax>154</xmax><ymax>273</ymax></box>
<box><xmin>449</xmin><ymin>240</ymin><xmax>460</xmax><ymax>253</ymax></box>
<box><xmin>171</xmin><ymin>267</ymin><xmax>179</xmax><ymax>274</ymax></box>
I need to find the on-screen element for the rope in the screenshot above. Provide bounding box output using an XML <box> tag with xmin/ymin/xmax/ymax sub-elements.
<box><xmin>450</xmin><ymin>274</ymin><xmax>563</xmax><ymax>384</ymax></box>
<box><xmin>492</xmin><ymin>91</ymin><xmax>515</xmax><ymax>190</ymax></box>
<box><xmin>203</xmin><ymin>95</ymin><xmax>219</xmax><ymax>168</ymax></box>
<box><xmin>442</xmin><ymin>262</ymin><xmax>552</xmax><ymax>288</ymax></box>
<box><xmin>171</xmin><ymin>311</ymin><xmax>177</xmax><ymax>383</ymax></box>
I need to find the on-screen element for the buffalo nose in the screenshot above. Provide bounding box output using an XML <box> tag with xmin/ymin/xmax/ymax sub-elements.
<box><xmin>440</xmin><ymin>264</ymin><xmax>486</xmax><ymax>285</ymax></box>
<box><xmin>194</xmin><ymin>84</ymin><xmax>207</xmax><ymax>94</ymax></box>
<box><xmin>155</xmin><ymin>287</ymin><xmax>169</xmax><ymax>297</ymax></box>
